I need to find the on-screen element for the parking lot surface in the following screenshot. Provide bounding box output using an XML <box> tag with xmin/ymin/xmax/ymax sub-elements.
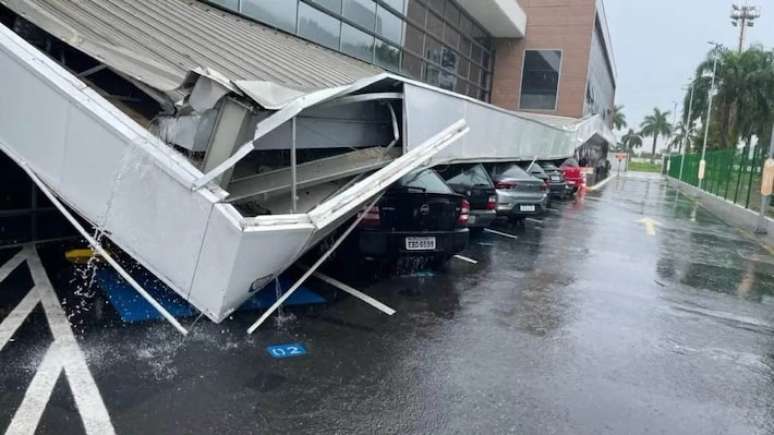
<box><xmin>2</xmin><ymin>173</ymin><xmax>774</xmax><ymax>434</ymax></box>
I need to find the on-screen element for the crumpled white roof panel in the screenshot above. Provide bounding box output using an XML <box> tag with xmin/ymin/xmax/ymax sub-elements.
<box><xmin>0</xmin><ymin>0</ymin><xmax>383</xmax><ymax>92</ymax></box>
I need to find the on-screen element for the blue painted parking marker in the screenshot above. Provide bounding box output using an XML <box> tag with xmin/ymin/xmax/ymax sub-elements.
<box><xmin>267</xmin><ymin>343</ymin><xmax>307</xmax><ymax>359</ymax></box>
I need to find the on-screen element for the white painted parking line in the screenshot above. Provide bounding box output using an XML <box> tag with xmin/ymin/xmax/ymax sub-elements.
<box><xmin>1</xmin><ymin>246</ymin><xmax>116</xmax><ymax>435</ymax></box>
<box><xmin>453</xmin><ymin>255</ymin><xmax>478</xmax><ymax>264</ymax></box>
<box><xmin>483</xmin><ymin>228</ymin><xmax>519</xmax><ymax>240</ymax></box>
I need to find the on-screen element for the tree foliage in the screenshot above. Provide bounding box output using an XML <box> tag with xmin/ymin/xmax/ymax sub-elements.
<box><xmin>684</xmin><ymin>45</ymin><xmax>774</xmax><ymax>150</ymax></box>
<box><xmin>640</xmin><ymin>108</ymin><xmax>673</xmax><ymax>161</ymax></box>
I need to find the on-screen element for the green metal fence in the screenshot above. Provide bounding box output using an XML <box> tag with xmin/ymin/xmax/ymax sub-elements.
<box><xmin>667</xmin><ymin>146</ymin><xmax>770</xmax><ymax>216</ymax></box>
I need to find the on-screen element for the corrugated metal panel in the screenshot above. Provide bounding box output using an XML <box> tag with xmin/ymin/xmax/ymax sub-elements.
<box><xmin>0</xmin><ymin>0</ymin><xmax>383</xmax><ymax>92</ymax></box>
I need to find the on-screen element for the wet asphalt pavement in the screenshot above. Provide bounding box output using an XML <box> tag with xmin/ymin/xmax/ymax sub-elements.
<box><xmin>2</xmin><ymin>172</ymin><xmax>774</xmax><ymax>434</ymax></box>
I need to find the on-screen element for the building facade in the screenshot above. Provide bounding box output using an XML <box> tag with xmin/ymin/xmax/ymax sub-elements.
<box><xmin>490</xmin><ymin>0</ymin><xmax>616</xmax><ymax>122</ymax></box>
<box><xmin>206</xmin><ymin>0</ymin><xmax>614</xmax><ymax>123</ymax></box>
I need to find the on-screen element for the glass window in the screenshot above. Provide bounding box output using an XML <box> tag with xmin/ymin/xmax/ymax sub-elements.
<box><xmin>343</xmin><ymin>0</ymin><xmax>376</xmax><ymax>31</ymax></box>
<box><xmin>425</xmin><ymin>37</ymin><xmax>442</xmax><ymax>64</ymax></box>
<box><xmin>375</xmin><ymin>39</ymin><xmax>400</xmax><ymax>71</ymax></box>
<box><xmin>382</xmin><ymin>0</ymin><xmax>405</xmax><ymax>13</ymax></box>
<box><xmin>376</xmin><ymin>5</ymin><xmax>402</xmax><ymax>45</ymax></box>
<box><xmin>404</xmin><ymin>24</ymin><xmax>424</xmax><ymax>54</ymax></box>
<box><xmin>298</xmin><ymin>2</ymin><xmax>341</xmax><ymax>50</ymax></box>
<box><xmin>209</xmin><ymin>0</ymin><xmax>239</xmax><ymax>10</ymax></box>
<box><xmin>241</xmin><ymin>0</ymin><xmax>298</xmax><ymax>33</ymax></box>
<box><xmin>470</xmin><ymin>44</ymin><xmax>482</xmax><ymax>65</ymax></box>
<box><xmin>427</xmin><ymin>0</ymin><xmax>445</xmax><ymax>14</ymax></box>
<box><xmin>427</xmin><ymin>12</ymin><xmax>443</xmax><ymax>38</ymax></box>
<box><xmin>459</xmin><ymin>37</ymin><xmax>471</xmax><ymax>58</ymax></box>
<box><xmin>401</xmin><ymin>52</ymin><xmax>423</xmax><ymax>78</ymax></box>
<box><xmin>459</xmin><ymin>15</ymin><xmax>473</xmax><ymax>35</ymax></box>
<box><xmin>443</xmin><ymin>24</ymin><xmax>459</xmax><ymax>49</ymax></box>
<box><xmin>469</xmin><ymin>64</ymin><xmax>481</xmax><ymax>85</ymax></box>
<box><xmin>424</xmin><ymin>64</ymin><xmax>441</xmax><ymax>86</ymax></box>
<box><xmin>406</xmin><ymin>0</ymin><xmax>426</xmax><ymax>26</ymax></box>
<box><xmin>457</xmin><ymin>58</ymin><xmax>469</xmax><ymax>78</ymax></box>
<box><xmin>341</xmin><ymin>23</ymin><xmax>374</xmax><ymax>61</ymax></box>
<box><xmin>520</xmin><ymin>50</ymin><xmax>562</xmax><ymax>110</ymax></box>
<box><xmin>444</xmin><ymin>3</ymin><xmax>460</xmax><ymax>25</ymax></box>
<box><xmin>399</xmin><ymin>169</ymin><xmax>453</xmax><ymax>194</ymax></box>
<box><xmin>443</xmin><ymin>164</ymin><xmax>493</xmax><ymax>187</ymax></box>
<box><xmin>454</xmin><ymin>80</ymin><xmax>468</xmax><ymax>96</ymax></box>
<box><xmin>308</xmin><ymin>0</ymin><xmax>342</xmax><ymax>13</ymax></box>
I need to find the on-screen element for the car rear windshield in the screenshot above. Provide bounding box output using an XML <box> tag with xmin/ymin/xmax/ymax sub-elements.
<box><xmin>397</xmin><ymin>170</ymin><xmax>454</xmax><ymax>194</ymax></box>
<box><xmin>493</xmin><ymin>164</ymin><xmax>530</xmax><ymax>179</ymax></box>
<box><xmin>441</xmin><ymin>164</ymin><xmax>493</xmax><ymax>188</ymax></box>
<box><xmin>541</xmin><ymin>162</ymin><xmax>560</xmax><ymax>171</ymax></box>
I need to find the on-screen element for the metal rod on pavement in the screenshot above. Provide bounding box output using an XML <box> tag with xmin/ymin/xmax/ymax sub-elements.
<box><xmin>19</xmin><ymin>163</ymin><xmax>189</xmax><ymax>335</ymax></box>
<box><xmin>678</xmin><ymin>81</ymin><xmax>696</xmax><ymax>183</ymax></box>
<box><xmin>247</xmin><ymin>193</ymin><xmax>384</xmax><ymax>334</ymax></box>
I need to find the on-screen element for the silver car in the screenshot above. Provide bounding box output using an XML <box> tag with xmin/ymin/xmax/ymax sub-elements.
<box><xmin>488</xmin><ymin>163</ymin><xmax>549</xmax><ymax>221</ymax></box>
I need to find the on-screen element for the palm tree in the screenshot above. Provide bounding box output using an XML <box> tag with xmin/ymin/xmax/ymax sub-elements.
<box><xmin>640</xmin><ymin>108</ymin><xmax>673</xmax><ymax>162</ymax></box>
<box><xmin>612</xmin><ymin>105</ymin><xmax>627</xmax><ymax>131</ymax></box>
<box><xmin>621</xmin><ymin>128</ymin><xmax>643</xmax><ymax>152</ymax></box>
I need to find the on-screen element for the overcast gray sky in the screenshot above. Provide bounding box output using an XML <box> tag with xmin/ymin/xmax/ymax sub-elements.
<box><xmin>604</xmin><ymin>0</ymin><xmax>774</xmax><ymax>133</ymax></box>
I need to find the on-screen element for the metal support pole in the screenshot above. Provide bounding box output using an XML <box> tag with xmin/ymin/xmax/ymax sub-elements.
<box><xmin>755</xmin><ymin>126</ymin><xmax>774</xmax><ymax>234</ymax></box>
<box><xmin>291</xmin><ymin>117</ymin><xmax>298</xmax><ymax>213</ymax></box>
<box><xmin>698</xmin><ymin>55</ymin><xmax>719</xmax><ymax>191</ymax></box>
<box><xmin>247</xmin><ymin>193</ymin><xmax>384</xmax><ymax>334</ymax></box>
<box><xmin>678</xmin><ymin>83</ymin><xmax>695</xmax><ymax>182</ymax></box>
<box><xmin>19</xmin><ymin>163</ymin><xmax>189</xmax><ymax>335</ymax></box>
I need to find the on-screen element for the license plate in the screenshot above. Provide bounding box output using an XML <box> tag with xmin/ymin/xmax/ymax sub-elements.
<box><xmin>520</xmin><ymin>205</ymin><xmax>536</xmax><ymax>212</ymax></box>
<box><xmin>551</xmin><ymin>176</ymin><xmax>560</xmax><ymax>181</ymax></box>
<box><xmin>405</xmin><ymin>236</ymin><xmax>436</xmax><ymax>251</ymax></box>
<box><xmin>468</xmin><ymin>215</ymin><xmax>477</xmax><ymax>224</ymax></box>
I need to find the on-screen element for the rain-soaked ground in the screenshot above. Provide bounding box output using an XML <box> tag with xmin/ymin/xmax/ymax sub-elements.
<box><xmin>2</xmin><ymin>172</ymin><xmax>774</xmax><ymax>434</ymax></box>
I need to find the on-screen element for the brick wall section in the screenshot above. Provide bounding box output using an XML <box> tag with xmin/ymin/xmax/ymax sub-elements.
<box><xmin>491</xmin><ymin>0</ymin><xmax>597</xmax><ymax>118</ymax></box>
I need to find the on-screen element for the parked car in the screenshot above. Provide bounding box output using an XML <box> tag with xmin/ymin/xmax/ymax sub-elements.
<box><xmin>488</xmin><ymin>163</ymin><xmax>549</xmax><ymax>222</ymax></box>
<box><xmin>347</xmin><ymin>169</ymin><xmax>469</xmax><ymax>267</ymax></box>
<box><xmin>519</xmin><ymin>162</ymin><xmax>552</xmax><ymax>205</ymax></box>
<box><xmin>539</xmin><ymin>162</ymin><xmax>571</xmax><ymax>199</ymax></box>
<box><xmin>437</xmin><ymin>164</ymin><xmax>497</xmax><ymax>234</ymax></box>
<box><xmin>560</xmin><ymin>158</ymin><xmax>584</xmax><ymax>193</ymax></box>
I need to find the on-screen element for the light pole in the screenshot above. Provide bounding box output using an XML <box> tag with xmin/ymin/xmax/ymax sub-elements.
<box><xmin>678</xmin><ymin>79</ymin><xmax>697</xmax><ymax>183</ymax></box>
<box><xmin>731</xmin><ymin>3</ymin><xmax>761</xmax><ymax>52</ymax></box>
<box><xmin>698</xmin><ymin>43</ymin><xmax>722</xmax><ymax>191</ymax></box>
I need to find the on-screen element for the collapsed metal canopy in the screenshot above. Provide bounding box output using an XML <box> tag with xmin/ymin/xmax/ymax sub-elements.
<box><xmin>0</xmin><ymin>0</ymin><xmax>382</xmax><ymax>93</ymax></box>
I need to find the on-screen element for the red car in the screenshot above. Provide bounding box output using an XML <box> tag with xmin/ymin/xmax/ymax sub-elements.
<box><xmin>560</xmin><ymin>158</ymin><xmax>584</xmax><ymax>193</ymax></box>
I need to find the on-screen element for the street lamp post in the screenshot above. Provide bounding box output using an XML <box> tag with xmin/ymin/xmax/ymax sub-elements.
<box><xmin>698</xmin><ymin>44</ymin><xmax>722</xmax><ymax>191</ymax></box>
<box><xmin>678</xmin><ymin>80</ymin><xmax>697</xmax><ymax>183</ymax></box>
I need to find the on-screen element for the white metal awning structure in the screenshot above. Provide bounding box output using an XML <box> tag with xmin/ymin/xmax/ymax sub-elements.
<box><xmin>0</xmin><ymin>0</ymin><xmax>615</xmax><ymax>325</ymax></box>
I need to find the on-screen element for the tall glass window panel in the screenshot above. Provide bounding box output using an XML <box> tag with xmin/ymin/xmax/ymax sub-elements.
<box><xmin>343</xmin><ymin>0</ymin><xmax>376</xmax><ymax>31</ymax></box>
<box><xmin>241</xmin><ymin>0</ymin><xmax>298</xmax><ymax>33</ymax></box>
<box><xmin>298</xmin><ymin>2</ymin><xmax>341</xmax><ymax>50</ymax></box>
<box><xmin>520</xmin><ymin>50</ymin><xmax>562</xmax><ymax>110</ymax></box>
<box><xmin>427</xmin><ymin>0</ymin><xmax>445</xmax><ymax>14</ymax></box>
<box><xmin>406</xmin><ymin>0</ymin><xmax>426</xmax><ymax>26</ymax></box>
<box><xmin>425</xmin><ymin>37</ymin><xmax>442</xmax><ymax>64</ymax></box>
<box><xmin>460</xmin><ymin>37</ymin><xmax>472</xmax><ymax>58</ymax></box>
<box><xmin>425</xmin><ymin>64</ymin><xmax>441</xmax><ymax>86</ymax></box>
<box><xmin>427</xmin><ymin>12</ymin><xmax>443</xmax><ymax>39</ymax></box>
<box><xmin>375</xmin><ymin>39</ymin><xmax>400</xmax><ymax>71</ymax></box>
<box><xmin>376</xmin><ymin>6</ymin><xmax>402</xmax><ymax>45</ymax></box>
<box><xmin>341</xmin><ymin>23</ymin><xmax>374</xmax><ymax>61</ymax></box>
<box><xmin>402</xmin><ymin>52</ymin><xmax>423</xmax><ymax>78</ymax></box>
<box><xmin>443</xmin><ymin>24</ymin><xmax>459</xmax><ymax>49</ymax></box>
<box><xmin>457</xmin><ymin>57</ymin><xmax>469</xmax><ymax>79</ymax></box>
<box><xmin>308</xmin><ymin>0</ymin><xmax>342</xmax><ymax>13</ymax></box>
<box><xmin>444</xmin><ymin>2</ymin><xmax>460</xmax><ymax>25</ymax></box>
<box><xmin>382</xmin><ymin>0</ymin><xmax>405</xmax><ymax>13</ymax></box>
<box><xmin>404</xmin><ymin>24</ymin><xmax>424</xmax><ymax>54</ymax></box>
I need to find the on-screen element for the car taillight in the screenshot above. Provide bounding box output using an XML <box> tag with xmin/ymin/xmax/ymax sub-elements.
<box><xmin>486</xmin><ymin>195</ymin><xmax>497</xmax><ymax>210</ymax></box>
<box><xmin>541</xmin><ymin>181</ymin><xmax>548</xmax><ymax>191</ymax></box>
<box><xmin>495</xmin><ymin>181</ymin><xmax>517</xmax><ymax>189</ymax></box>
<box><xmin>458</xmin><ymin>199</ymin><xmax>470</xmax><ymax>225</ymax></box>
<box><xmin>358</xmin><ymin>205</ymin><xmax>380</xmax><ymax>226</ymax></box>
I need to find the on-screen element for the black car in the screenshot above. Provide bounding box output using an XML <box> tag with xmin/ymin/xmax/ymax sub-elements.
<box><xmin>539</xmin><ymin>162</ymin><xmax>571</xmax><ymax>199</ymax></box>
<box><xmin>436</xmin><ymin>163</ymin><xmax>497</xmax><ymax>234</ymax></box>
<box><xmin>348</xmin><ymin>169</ymin><xmax>469</xmax><ymax>266</ymax></box>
